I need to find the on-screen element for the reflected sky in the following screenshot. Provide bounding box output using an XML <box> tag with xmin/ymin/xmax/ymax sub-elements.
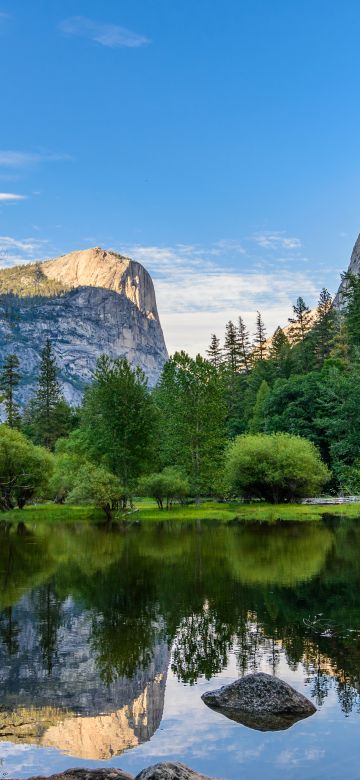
<box><xmin>0</xmin><ymin>516</ymin><xmax>360</xmax><ymax>779</ymax></box>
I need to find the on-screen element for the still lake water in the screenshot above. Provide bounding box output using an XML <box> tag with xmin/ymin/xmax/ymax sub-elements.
<box><xmin>0</xmin><ymin>516</ymin><xmax>359</xmax><ymax>779</ymax></box>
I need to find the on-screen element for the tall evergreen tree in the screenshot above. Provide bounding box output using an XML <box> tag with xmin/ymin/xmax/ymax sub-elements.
<box><xmin>223</xmin><ymin>321</ymin><xmax>239</xmax><ymax>372</ymax></box>
<box><xmin>269</xmin><ymin>327</ymin><xmax>292</xmax><ymax>377</ymax></box>
<box><xmin>253</xmin><ymin>311</ymin><xmax>267</xmax><ymax>361</ymax></box>
<box><xmin>312</xmin><ymin>288</ymin><xmax>337</xmax><ymax>366</ymax></box>
<box><xmin>23</xmin><ymin>339</ymin><xmax>72</xmax><ymax>449</ymax></box>
<box><xmin>237</xmin><ymin>316</ymin><xmax>252</xmax><ymax>373</ymax></box>
<box><xmin>0</xmin><ymin>354</ymin><xmax>21</xmax><ymax>428</ymax></box>
<box><xmin>288</xmin><ymin>297</ymin><xmax>313</xmax><ymax>343</ymax></box>
<box><xmin>330</xmin><ymin>319</ymin><xmax>350</xmax><ymax>366</ymax></box>
<box><xmin>206</xmin><ymin>334</ymin><xmax>223</xmax><ymax>369</ymax></box>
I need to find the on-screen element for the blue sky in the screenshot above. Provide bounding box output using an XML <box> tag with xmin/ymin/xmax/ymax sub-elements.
<box><xmin>1</xmin><ymin>0</ymin><xmax>360</xmax><ymax>353</ymax></box>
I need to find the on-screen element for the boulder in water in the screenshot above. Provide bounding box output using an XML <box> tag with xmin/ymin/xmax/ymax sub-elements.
<box><xmin>135</xmin><ymin>763</ymin><xmax>222</xmax><ymax>780</ymax></box>
<box><xmin>201</xmin><ymin>672</ymin><xmax>316</xmax><ymax>731</ymax></box>
<box><xmin>27</xmin><ymin>771</ymin><xmax>133</xmax><ymax>780</ymax></box>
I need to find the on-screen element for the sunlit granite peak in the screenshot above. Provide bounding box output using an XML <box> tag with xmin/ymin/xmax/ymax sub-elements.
<box><xmin>0</xmin><ymin>247</ymin><xmax>168</xmax><ymax>405</ymax></box>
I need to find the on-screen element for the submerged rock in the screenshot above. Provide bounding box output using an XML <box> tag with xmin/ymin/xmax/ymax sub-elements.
<box><xmin>201</xmin><ymin>672</ymin><xmax>316</xmax><ymax>731</ymax></box>
<box><xmin>25</xmin><ymin>765</ymin><xmax>221</xmax><ymax>780</ymax></box>
<box><xmin>135</xmin><ymin>764</ymin><xmax>221</xmax><ymax>780</ymax></box>
<box><xmin>27</xmin><ymin>771</ymin><xmax>133</xmax><ymax>780</ymax></box>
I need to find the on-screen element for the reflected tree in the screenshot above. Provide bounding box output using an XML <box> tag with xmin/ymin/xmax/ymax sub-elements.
<box><xmin>32</xmin><ymin>582</ymin><xmax>63</xmax><ymax>674</ymax></box>
<box><xmin>0</xmin><ymin>606</ymin><xmax>19</xmax><ymax>656</ymax></box>
<box><xmin>171</xmin><ymin>608</ymin><xmax>233</xmax><ymax>684</ymax></box>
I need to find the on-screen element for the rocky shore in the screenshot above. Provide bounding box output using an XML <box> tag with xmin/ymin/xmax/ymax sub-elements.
<box><xmin>21</xmin><ymin>764</ymin><xmax>221</xmax><ymax>780</ymax></box>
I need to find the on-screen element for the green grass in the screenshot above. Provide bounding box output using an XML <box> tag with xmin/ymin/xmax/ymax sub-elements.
<box><xmin>136</xmin><ymin>499</ymin><xmax>360</xmax><ymax>523</ymax></box>
<box><xmin>3</xmin><ymin>499</ymin><xmax>360</xmax><ymax>526</ymax></box>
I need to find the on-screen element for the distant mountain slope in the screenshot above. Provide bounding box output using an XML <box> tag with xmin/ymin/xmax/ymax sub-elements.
<box><xmin>334</xmin><ymin>233</ymin><xmax>360</xmax><ymax>307</ymax></box>
<box><xmin>0</xmin><ymin>247</ymin><xmax>168</xmax><ymax>406</ymax></box>
<box><xmin>0</xmin><ymin>261</ymin><xmax>69</xmax><ymax>296</ymax></box>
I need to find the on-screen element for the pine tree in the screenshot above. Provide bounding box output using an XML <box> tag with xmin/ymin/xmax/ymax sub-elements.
<box><xmin>223</xmin><ymin>321</ymin><xmax>239</xmax><ymax>372</ymax></box>
<box><xmin>36</xmin><ymin>339</ymin><xmax>62</xmax><ymax>433</ymax></box>
<box><xmin>312</xmin><ymin>288</ymin><xmax>337</xmax><ymax>365</ymax></box>
<box><xmin>237</xmin><ymin>316</ymin><xmax>252</xmax><ymax>373</ymax></box>
<box><xmin>269</xmin><ymin>327</ymin><xmax>292</xmax><ymax>377</ymax></box>
<box><xmin>206</xmin><ymin>334</ymin><xmax>223</xmax><ymax>369</ymax></box>
<box><xmin>0</xmin><ymin>354</ymin><xmax>21</xmax><ymax>428</ymax></box>
<box><xmin>330</xmin><ymin>319</ymin><xmax>349</xmax><ymax>366</ymax></box>
<box><xmin>253</xmin><ymin>311</ymin><xmax>267</xmax><ymax>361</ymax></box>
<box><xmin>23</xmin><ymin>339</ymin><xmax>71</xmax><ymax>449</ymax></box>
<box><xmin>288</xmin><ymin>297</ymin><xmax>313</xmax><ymax>343</ymax></box>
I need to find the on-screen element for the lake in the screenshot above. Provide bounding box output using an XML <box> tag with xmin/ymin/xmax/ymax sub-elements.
<box><xmin>0</xmin><ymin>516</ymin><xmax>359</xmax><ymax>779</ymax></box>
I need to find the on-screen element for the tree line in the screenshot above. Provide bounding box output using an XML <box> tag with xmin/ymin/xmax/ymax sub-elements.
<box><xmin>0</xmin><ymin>271</ymin><xmax>359</xmax><ymax>515</ymax></box>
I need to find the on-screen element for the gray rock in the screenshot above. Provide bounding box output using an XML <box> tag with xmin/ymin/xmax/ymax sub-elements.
<box><xmin>334</xmin><ymin>232</ymin><xmax>360</xmax><ymax>307</ymax></box>
<box><xmin>201</xmin><ymin>672</ymin><xmax>316</xmax><ymax>731</ymax></box>
<box><xmin>26</xmin><ymin>771</ymin><xmax>133</xmax><ymax>780</ymax></box>
<box><xmin>21</xmin><ymin>767</ymin><xmax>221</xmax><ymax>780</ymax></box>
<box><xmin>0</xmin><ymin>247</ymin><xmax>168</xmax><ymax>407</ymax></box>
<box><xmin>135</xmin><ymin>764</ymin><xmax>222</xmax><ymax>780</ymax></box>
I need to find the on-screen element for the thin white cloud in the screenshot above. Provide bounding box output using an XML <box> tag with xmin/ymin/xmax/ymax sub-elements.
<box><xmin>0</xmin><ymin>236</ymin><xmax>321</xmax><ymax>356</ymax></box>
<box><xmin>155</xmin><ymin>270</ymin><xmax>316</xmax><ymax>314</ymax></box>
<box><xmin>210</xmin><ymin>239</ymin><xmax>246</xmax><ymax>255</ymax></box>
<box><xmin>253</xmin><ymin>231</ymin><xmax>302</xmax><ymax>250</ymax></box>
<box><xmin>60</xmin><ymin>16</ymin><xmax>150</xmax><ymax>48</ymax></box>
<box><xmin>0</xmin><ymin>192</ymin><xmax>26</xmax><ymax>201</ymax></box>
<box><xmin>0</xmin><ymin>150</ymin><xmax>71</xmax><ymax>167</ymax></box>
<box><xmin>0</xmin><ymin>235</ymin><xmax>49</xmax><ymax>266</ymax></box>
<box><xmin>124</xmin><ymin>242</ymin><xmax>318</xmax><ymax>355</ymax></box>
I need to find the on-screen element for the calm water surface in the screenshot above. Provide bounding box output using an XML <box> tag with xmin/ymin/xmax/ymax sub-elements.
<box><xmin>0</xmin><ymin>516</ymin><xmax>359</xmax><ymax>779</ymax></box>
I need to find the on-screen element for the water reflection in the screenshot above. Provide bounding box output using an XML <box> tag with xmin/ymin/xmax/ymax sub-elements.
<box><xmin>0</xmin><ymin>516</ymin><xmax>360</xmax><ymax>761</ymax></box>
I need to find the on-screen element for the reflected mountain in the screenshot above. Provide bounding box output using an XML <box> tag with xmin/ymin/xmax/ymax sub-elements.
<box><xmin>0</xmin><ymin>589</ymin><xmax>169</xmax><ymax>759</ymax></box>
<box><xmin>1</xmin><ymin>514</ymin><xmax>360</xmax><ymax>760</ymax></box>
<box><xmin>0</xmin><ymin>661</ymin><xmax>167</xmax><ymax>760</ymax></box>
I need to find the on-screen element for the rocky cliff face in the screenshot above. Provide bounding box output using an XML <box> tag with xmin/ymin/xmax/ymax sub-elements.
<box><xmin>0</xmin><ymin>247</ymin><xmax>168</xmax><ymax>406</ymax></box>
<box><xmin>334</xmin><ymin>233</ymin><xmax>360</xmax><ymax>307</ymax></box>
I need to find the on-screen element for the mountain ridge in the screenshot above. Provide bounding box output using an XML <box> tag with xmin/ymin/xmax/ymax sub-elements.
<box><xmin>334</xmin><ymin>232</ymin><xmax>360</xmax><ymax>307</ymax></box>
<box><xmin>0</xmin><ymin>247</ymin><xmax>168</xmax><ymax>406</ymax></box>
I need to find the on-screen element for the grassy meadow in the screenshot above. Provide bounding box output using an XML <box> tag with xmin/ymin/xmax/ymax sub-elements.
<box><xmin>4</xmin><ymin>498</ymin><xmax>360</xmax><ymax>526</ymax></box>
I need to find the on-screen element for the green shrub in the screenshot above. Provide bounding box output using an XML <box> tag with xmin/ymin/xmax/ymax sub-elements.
<box><xmin>66</xmin><ymin>463</ymin><xmax>127</xmax><ymax>521</ymax></box>
<box><xmin>0</xmin><ymin>425</ymin><xmax>53</xmax><ymax>510</ymax></box>
<box><xmin>223</xmin><ymin>432</ymin><xmax>330</xmax><ymax>503</ymax></box>
<box><xmin>138</xmin><ymin>467</ymin><xmax>190</xmax><ymax>509</ymax></box>
<box><xmin>332</xmin><ymin>461</ymin><xmax>360</xmax><ymax>495</ymax></box>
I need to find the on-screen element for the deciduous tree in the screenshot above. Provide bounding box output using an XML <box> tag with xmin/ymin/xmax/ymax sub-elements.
<box><xmin>80</xmin><ymin>355</ymin><xmax>157</xmax><ymax>488</ymax></box>
<box><xmin>0</xmin><ymin>425</ymin><xmax>53</xmax><ymax>510</ymax></box>
<box><xmin>156</xmin><ymin>352</ymin><xmax>226</xmax><ymax>495</ymax></box>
